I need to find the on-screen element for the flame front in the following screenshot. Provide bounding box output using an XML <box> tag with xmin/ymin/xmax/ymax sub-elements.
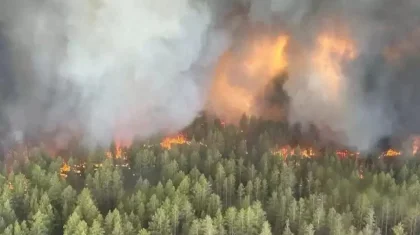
<box><xmin>271</xmin><ymin>145</ymin><xmax>315</xmax><ymax>158</ymax></box>
<box><xmin>272</xmin><ymin>146</ymin><xmax>362</xmax><ymax>159</ymax></box>
<box><xmin>208</xmin><ymin>34</ymin><xmax>289</xmax><ymax>122</ymax></box>
<box><xmin>383</xmin><ymin>149</ymin><xmax>401</xmax><ymax>157</ymax></box>
<box><xmin>160</xmin><ymin>134</ymin><xmax>188</xmax><ymax>150</ymax></box>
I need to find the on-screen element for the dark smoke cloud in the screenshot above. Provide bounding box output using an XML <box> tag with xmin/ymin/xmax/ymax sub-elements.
<box><xmin>242</xmin><ymin>0</ymin><xmax>420</xmax><ymax>150</ymax></box>
<box><xmin>0</xmin><ymin>0</ymin><xmax>419</xmax><ymax>151</ymax></box>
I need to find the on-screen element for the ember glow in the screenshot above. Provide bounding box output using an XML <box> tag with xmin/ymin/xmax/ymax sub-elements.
<box><xmin>160</xmin><ymin>134</ymin><xmax>188</xmax><ymax>150</ymax></box>
<box><xmin>48</xmin><ymin>131</ymin><xmax>420</xmax><ymax>180</ymax></box>
<box><xmin>382</xmin><ymin>149</ymin><xmax>402</xmax><ymax>157</ymax></box>
<box><xmin>412</xmin><ymin>136</ymin><xmax>420</xmax><ymax>155</ymax></box>
<box><xmin>271</xmin><ymin>145</ymin><xmax>315</xmax><ymax>158</ymax></box>
<box><xmin>335</xmin><ymin>150</ymin><xmax>360</xmax><ymax>159</ymax></box>
<box><xmin>272</xmin><ymin>146</ymin><xmax>363</xmax><ymax>159</ymax></box>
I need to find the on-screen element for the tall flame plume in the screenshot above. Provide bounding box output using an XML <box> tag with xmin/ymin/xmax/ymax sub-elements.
<box><xmin>208</xmin><ymin>33</ymin><xmax>288</xmax><ymax>122</ymax></box>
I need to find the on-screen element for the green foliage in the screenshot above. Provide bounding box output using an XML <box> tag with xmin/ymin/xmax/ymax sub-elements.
<box><xmin>1</xmin><ymin>115</ymin><xmax>420</xmax><ymax>234</ymax></box>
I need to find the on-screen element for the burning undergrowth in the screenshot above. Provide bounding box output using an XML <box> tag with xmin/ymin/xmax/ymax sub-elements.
<box><xmin>3</xmin><ymin>114</ymin><xmax>420</xmax><ymax>180</ymax></box>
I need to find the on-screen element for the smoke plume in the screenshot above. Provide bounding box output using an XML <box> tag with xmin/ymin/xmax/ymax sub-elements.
<box><xmin>0</xmin><ymin>0</ymin><xmax>420</xmax><ymax>151</ymax></box>
<box><xmin>209</xmin><ymin>0</ymin><xmax>420</xmax><ymax>151</ymax></box>
<box><xmin>0</xmin><ymin>0</ymin><xmax>229</xmax><ymax>148</ymax></box>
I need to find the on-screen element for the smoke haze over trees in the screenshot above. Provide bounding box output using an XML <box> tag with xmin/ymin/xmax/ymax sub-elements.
<box><xmin>0</xmin><ymin>116</ymin><xmax>419</xmax><ymax>234</ymax></box>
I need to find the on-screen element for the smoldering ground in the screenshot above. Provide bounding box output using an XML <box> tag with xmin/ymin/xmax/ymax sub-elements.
<box><xmin>0</xmin><ymin>0</ymin><xmax>419</xmax><ymax>152</ymax></box>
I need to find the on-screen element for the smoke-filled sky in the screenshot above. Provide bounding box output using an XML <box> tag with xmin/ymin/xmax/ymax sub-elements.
<box><xmin>0</xmin><ymin>0</ymin><xmax>419</xmax><ymax>151</ymax></box>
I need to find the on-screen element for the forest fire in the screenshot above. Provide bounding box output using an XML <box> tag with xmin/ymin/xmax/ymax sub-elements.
<box><xmin>207</xmin><ymin>27</ymin><xmax>359</xmax><ymax>127</ymax></box>
<box><xmin>271</xmin><ymin>145</ymin><xmax>409</xmax><ymax>159</ymax></box>
<box><xmin>208</xmin><ymin>33</ymin><xmax>288</xmax><ymax>121</ymax></box>
<box><xmin>48</xmin><ymin>130</ymin><xmax>420</xmax><ymax>180</ymax></box>
<box><xmin>270</xmin><ymin>144</ymin><xmax>416</xmax><ymax>159</ymax></box>
<box><xmin>14</xmin><ymin>27</ymin><xmax>420</xmax><ymax>182</ymax></box>
<box><xmin>382</xmin><ymin>149</ymin><xmax>402</xmax><ymax>157</ymax></box>
<box><xmin>160</xmin><ymin>134</ymin><xmax>188</xmax><ymax>149</ymax></box>
<box><xmin>271</xmin><ymin>146</ymin><xmax>315</xmax><ymax>158</ymax></box>
<box><xmin>60</xmin><ymin>162</ymin><xmax>71</xmax><ymax>178</ymax></box>
<box><xmin>311</xmin><ymin>32</ymin><xmax>357</xmax><ymax>101</ymax></box>
<box><xmin>3</xmin><ymin>2</ymin><xmax>420</xmax><ymax>232</ymax></box>
<box><xmin>106</xmin><ymin>142</ymin><xmax>125</xmax><ymax>159</ymax></box>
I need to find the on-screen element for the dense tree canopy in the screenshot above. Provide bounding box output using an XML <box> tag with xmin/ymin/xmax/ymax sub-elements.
<box><xmin>0</xmin><ymin>115</ymin><xmax>419</xmax><ymax>234</ymax></box>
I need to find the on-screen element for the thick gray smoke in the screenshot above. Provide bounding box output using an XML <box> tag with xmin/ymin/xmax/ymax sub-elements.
<box><xmin>0</xmin><ymin>0</ymin><xmax>231</xmax><ymax>148</ymax></box>
<box><xmin>0</xmin><ymin>0</ymin><xmax>419</xmax><ymax>151</ymax></box>
<box><xmin>243</xmin><ymin>0</ymin><xmax>420</xmax><ymax>151</ymax></box>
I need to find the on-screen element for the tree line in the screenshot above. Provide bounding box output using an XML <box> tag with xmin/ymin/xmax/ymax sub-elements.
<box><xmin>0</xmin><ymin>114</ymin><xmax>419</xmax><ymax>234</ymax></box>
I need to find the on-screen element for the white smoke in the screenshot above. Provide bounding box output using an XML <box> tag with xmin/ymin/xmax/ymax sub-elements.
<box><xmin>0</xmin><ymin>0</ymin><xmax>224</xmax><ymax>147</ymax></box>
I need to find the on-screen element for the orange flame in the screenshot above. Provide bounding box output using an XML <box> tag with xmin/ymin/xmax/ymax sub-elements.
<box><xmin>301</xmin><ymin>148</ymin><xmax>316</xmax><ymax>157</ymax></box>
<box><xmin>311</xmin><ymin>33</ymin><xmax>357</xmax><ymax>102</ymax></box>
<box><xmin>208</xmin><ymin>34</ymin><xmax>289</xmax><ymax>122</ymax></box>
<box><xmin>383</xmin><ymin>149</ymin><xmax>401</xmax><ymax>157</ymax></box>
<box><xmin>160</xmin><ymin>134</ymin><xmax>188</xmax><ymax>150</ymax></box>
<box><xmin>244</xmin><ymin>35</ymin><xmax>289</xmax><ymax>78</ymax></box>
<box><xmin>107</xmin><ymin>146</ymin><xmax>120</xmax><ymax>159</ymax></box>
<box><xmin>272</xmin><ymin>146</ymin><xmax>362</xmax><ymax>159</ymax></box>
<box><xmin>60</xmin><ymin>162</ymin><xmax>71</xmax><ymax>178</ymax></box>
<box><xmin>105</xmin><ymin>141</ymin><xmax>127</xmax><ymax>159</ymax></box>
<box><xmin>271</xmin><ymin>145</ymin><xmax>315</xmax><ymax>158</ymax></box>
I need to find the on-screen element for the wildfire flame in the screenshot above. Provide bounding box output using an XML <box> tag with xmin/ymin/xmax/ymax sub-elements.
<box><xmin>311</xmin><ymin>32</ymin><xmax>357</xmax><ymax>103</ymax></box>
<box><xmin>106</xmin><ymin>141</ymin><xmax>126</xmax><ymax>159</ymax></box>
<box><xmin>160</xmin><ymin>134</ymin><xmax>188</xmax><ymax>150</ymax></box>
<box><xmin>383</xmin><ymin>149</ymin><xmax>401</xmax><ymax>157</ymax></box>
<box><xmin>60</xmin><ymin>162</ymin><xmax>71</xmax><ymax>178</ymax></box>
<box><xmin>272</xmin><ymin>145</ymin><xmax>416</xmax><ymax>159</ymax></box>
<box><xmin>208</xmin><ymin>33</ymin><xmax>289</xmax><ymax>122</ymax></box>
<box><xmin>244</xmin><ymin>35</ymin><xmax>289</xmax><ymax>78</ymax></box>
<box><xmin>272</xmin><ymin>146</ymin><xmax>362</xmax><ymax>159</ymax></box>
<box><xmin>271</xmin><ymin>145</ymin><xmax>315</xmax><ymax>158</ymax></box>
